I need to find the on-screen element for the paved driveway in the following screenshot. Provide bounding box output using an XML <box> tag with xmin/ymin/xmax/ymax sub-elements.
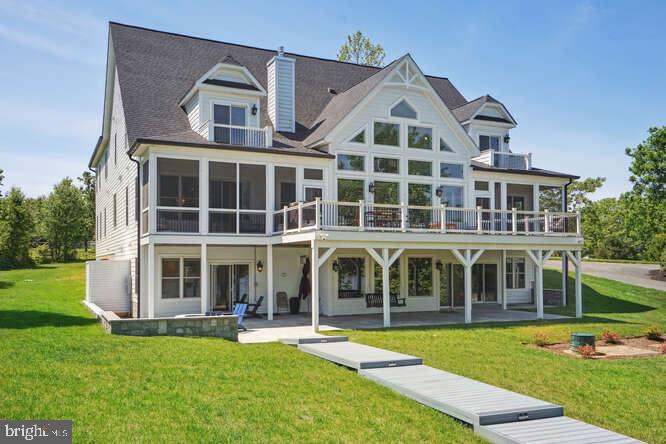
<box><xmin>546</xmin><ymin>259</ymin><xmax>666</xmax><ymax>291</ymax></box>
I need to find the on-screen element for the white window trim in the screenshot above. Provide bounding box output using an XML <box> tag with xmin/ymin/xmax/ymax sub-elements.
<box><xmin>371</xmin><ymin>154</ymin><xmax>402</xmax><ymax>176</ymax></box>
<box><xmin>334</xmin><ymin>255</ymin><xmax>368</xmax><ymax>299</ymax></box>
<box><xmin>406</xmin><ymin>255</ymin><xmax>435</xmax><ymax>298</ymax></box>
<box><xmin>506</xmin><ymin>257</ymin><xmax>527</xmax><ymax>290</ymax></box>
<box><xmin>439</xmin><ymin>161</ymin><xmax>465</xmax><ymax>180</ymax></box>
<box><xmin>158</xmin><ymin>255</ymin><xmax>202</xmax><ymax>301</ymax></box>
<box><xmin>407</xmin><ymin>159</ymin><xmax>434</xmax><ymax>178</ymax></box>
<box><xmin>343</xmin><ymin>124</ymin><xmax>369</xmax><ymax>146</ymax></box>
<box><xmin>336</xmin><ymin>152</ymin><xmax>367</xmax><ymax>174</ymax></box>
<box><xmin>406</xmin><ymin>123</ymin><xmax>435</xmax><ymax>150</ymax></box>
<box><xmin>388</xmin><ymin>97</ymin><xmax>419</xmax><ymax>121</ymax></box>
<box><xmin>371</xmin><ymin>118</ymin><xmax>402</xmax><ymax>149</ymax></box>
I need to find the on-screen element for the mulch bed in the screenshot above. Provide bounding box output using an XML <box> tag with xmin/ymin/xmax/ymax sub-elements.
<box><xmin>537</xmin><ymin>336</ymin><xmax>665</xmax><ymax>360</ymax></box>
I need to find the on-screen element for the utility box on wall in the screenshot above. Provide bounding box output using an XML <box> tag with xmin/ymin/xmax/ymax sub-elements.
<box><xmin>86</xmin><ymin>260</ymin><xmax>131</xmax><ymax>314</ymax></box>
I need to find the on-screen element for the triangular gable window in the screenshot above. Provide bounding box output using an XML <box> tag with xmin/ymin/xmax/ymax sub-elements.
<box><xmin>349</xmin><ymin>129</ymin><xmax>366</xmax><ymax>144</ymax></box>
<box><xmin>440</xmin><ymin>138</ymin><xmax>454</xmax><ymax>152</ymax></box>
<box><xmin>390</xmin><ymin>100</ymin><xmax>417</xmax><ymax>119</ymax></box>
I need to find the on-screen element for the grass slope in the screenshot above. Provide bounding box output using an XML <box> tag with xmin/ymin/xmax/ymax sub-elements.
<box><xmin>0</xmin><ymin>263</ymin><xmax>481</xmax><ymax>443</ymax></box>
<box><xmin>343</xmin><ymin>269</ymin><xmax>666</xmax><ymax>443</ymax></box>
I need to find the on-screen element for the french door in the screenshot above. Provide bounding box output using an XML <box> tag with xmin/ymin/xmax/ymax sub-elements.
<box><xmin>440</xmin><ymin>263</ymin><xmax>498</xmax><ymax>308</ymax></box>
<box><xmin>210</xmin><ymin>263</ymin><xmax>250</xmax><ymax>311</ymax></box>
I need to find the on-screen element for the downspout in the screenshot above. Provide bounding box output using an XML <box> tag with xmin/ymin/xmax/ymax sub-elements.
<box><xmin>562</xmin><ymin>177</ymin><xmax>573</xmax><ymax>306</ymax></box>
<box><xmin>128</xmin><ymin>153</ymin><xmax>141</xmax><ymax>318</ymax></box>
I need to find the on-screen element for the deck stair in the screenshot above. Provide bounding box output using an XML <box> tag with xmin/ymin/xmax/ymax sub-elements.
<box><xmin>286</xmin><ymin>337</ymin><xmax>644</xmax><ymax>443</ymax></box>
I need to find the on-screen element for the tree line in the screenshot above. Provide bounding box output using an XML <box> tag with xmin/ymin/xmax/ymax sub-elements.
<box><xmin>0</xmin><ymin>172</ymin><xmax>94</xmax><ymax>269</ymax></box>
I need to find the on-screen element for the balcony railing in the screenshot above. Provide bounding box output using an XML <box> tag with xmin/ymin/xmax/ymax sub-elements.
<box><xmin>272</xmin><ymin>199</ymin><xmax>581</xmax><ymax>237</ymax></box>
<box><xmin>197</xmin><ymin>120</ymin><xmax>273</xmax><ymax>149</ymax></box>
<box><xmin>475</xmin><ymin>150</ymin><xmax>532</xmax><ymax>170</ymax></box>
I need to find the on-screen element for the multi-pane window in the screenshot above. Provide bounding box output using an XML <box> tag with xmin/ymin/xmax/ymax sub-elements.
<box><xmin>390</xmin><ymin>100</ymin><xmax>417</xmax><ymax>119</ymax></box>
<box><xmin>213</xmin><ymin>104</ymin><xmax>246</xmax><ymax>144</ymax></box>
<box><xmin>474</xmin><ymin>181</ymin><xmax>489</xmax><ymax>191</ymax></box>
<box><xmin>161</xmin><ymin>258</ymin><xmax>201</xmax><ymax>299</ymax></box>
<box><xmin>337</xmin><ymin>179</ymin><xmax>364</xmax><ymax>202</ymax></box>
<box><xmin>506</xmin><ymin>257</ymin><xmax>526</xmax><ymax>289</ymax></box>
<box><xmin>209</xmin><ymin>162</ymin><xmax>266</xmax><ymax>234</ymax></box>
<box><xmin>303</xmin><ymin>168</ymin><xmax>323</xmax><ymax>180</ymax></box>
<box><xmin>373</xmin><ymin>181</ymin><xmax>400</xmax><ymax>204</ymax></box>
<box><xmin>113</xmin><ymin>194</ymin><xmax>117</xmax><ymax>227</ymax></box>
<box><xmin>338</xmin><ymin>257</ymin><xmax>364</xmax><ymax>298</ymax></box>
<box><xmin>479</xmin><ymin>135</ymin><xmax>500</xmax><ymax>151</ymax></box>
<box><xmin>439</xmin><ymin>185</ymin><xmax>464</xmax><ymax>207</ymax></box>
<box><xmin>141</xmin><ymin>161</ymin><xmax>149</xmax><ymax>234</ymax></box>
<box><xmin>274</xmin><ymin>166</ymin><xmax>296</xmax><ymax>209</ymax></box>
<box><xmin>373</xmin><ymin>261</ymin><xmax>400</xmax><ymax>295</ymax></box>
<box><xmin>408</xmin><ymin>183</ymin><xmax>431</xmax><ymax>206</ymax></box>
<box><xmin>440</xmin><ymin>138</ymin><xmax>454</xmax><ymax>152</ymax></box>
<box><xmin>440</xmin><ymin>162</ymin><xmax>464</xmax><ymax>179</ymax></box>
<box><xmin>337</xmin><ymin>154</ymin><xmax>365</xmax><ymax>171</ymax></box>
<box><xmin>373</xmin><ymin>157</ymin><xmax>399</xmax><ymax>174</ymax></box>
<box><xmin>407</xmin><ymin>126</ymin><xmax>432</xmax><ymax>149</ymax></box>
<box><xmin>349</xmin><ymin>130</ymin><xmax>365</xmax><ymax>143</ymax></box>
<box><xmin>408</xmin><ymin>160</ymin><xmax>432</xmax><ymax>176</ymax></box>
<box><xmin>408</xmin><ymin>257</ymin><xmax>432</xmax><ymax>297</ymax></box>
<box><xmin>373</xmin><ymin>122</ymin><xmax>400</xmax><ymax>146</ymax></box>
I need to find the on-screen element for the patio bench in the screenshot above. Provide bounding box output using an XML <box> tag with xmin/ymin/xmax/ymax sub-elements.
<box><xmin>365</xmin><ymin>293</ymin><xmax>407</xmax><ymax>308</ymax></box>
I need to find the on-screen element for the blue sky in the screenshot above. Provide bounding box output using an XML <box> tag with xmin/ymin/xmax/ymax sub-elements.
<box><xmin>0</xmin><ymin>0</ymin><xmax>664</xmax><ymax>198</ymax></box>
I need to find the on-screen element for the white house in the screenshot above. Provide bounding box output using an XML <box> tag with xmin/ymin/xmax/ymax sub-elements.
<box><xmin>88</xmin><ymin>22</ymin><xmax>584</xmax><ymax>329</ymax></box>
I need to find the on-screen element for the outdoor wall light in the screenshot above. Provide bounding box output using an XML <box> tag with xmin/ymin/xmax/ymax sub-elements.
<box><xmin>332</xmin><ymin>260</ymin><xmax>340</xmax><ymax>272</ymax></box>
<box><xmin>504</xmin><ymin>134</ymin><xmax>510</xmax><ymax>144</ymax></box>
<box><xmin>251</xmin><ymin>104</ymin><xmax>258</xmax><ymax>116</ymax></box>
<box><xmin>256</xmin><ymin>260</ymin><xmax>264</xmax><ymax>273</ymax></box>
<box><xmin>435</xmin><ymin>186</ymin><xmax>444</xmax><ymax>198</ymax></box>
<box><xmin>435</xmin><ymin>260</ymin><xmax>443</xmax><ymax>272</ymax></box>
<box><xmin>368</xmin><ymin>182</ymin><xmax>375</xmax><ymax>194</ymax></box>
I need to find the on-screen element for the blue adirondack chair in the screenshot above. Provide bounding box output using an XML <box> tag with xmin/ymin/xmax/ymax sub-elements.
<box><xmin>233</xmin><ymin>303</ymin><xmax>248</xmax><ymax>331</ymax></box>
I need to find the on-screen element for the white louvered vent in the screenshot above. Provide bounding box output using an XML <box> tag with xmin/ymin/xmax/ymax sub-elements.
<box><xmin>267</xmin><ymin>46</ymin><xmax>295</xmax><ymax>133</ymax></box>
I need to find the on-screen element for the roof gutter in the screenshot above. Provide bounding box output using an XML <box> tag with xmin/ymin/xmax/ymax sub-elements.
<box><xmin>127</xmin><ymin>151</ymin><xmax>141</xmax><ymax>318</ymax></box>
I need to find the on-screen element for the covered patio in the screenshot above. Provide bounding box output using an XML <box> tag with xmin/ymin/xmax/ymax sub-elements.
<box><xmin>240</xmin><ymin>305</ymin><xmax>570</xmax><ymax>343</ymax></box>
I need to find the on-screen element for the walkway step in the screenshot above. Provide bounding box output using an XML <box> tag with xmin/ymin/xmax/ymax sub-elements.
<box><xmin>298</xmin><ymin>341</ymin><xmax>422</xmax><ymax>369</ymax></box>
<box><xmin>359</xmin><ymin>365</ymin><xmax>562</xmax><ymax>427</ymax></box>
<box><xmin>478</xmin><ymin>416</ymin><xmax>644</xmax><ymax>443</ymax></box>
<box><xmin>280</xmin><ymin>336</ymin><xmax>348</xmax><ymax>345</ymax></box>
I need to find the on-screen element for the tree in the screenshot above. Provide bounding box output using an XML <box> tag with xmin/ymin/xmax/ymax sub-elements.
<box><xmin>0</xmin><ymin>168</ymin><xmax>4</xmax><ymax>196</ymax></box>
<box><xmin>626</xmin><ymin>126</ymin><xmax>666</xmax><ymax>201</ymax></box>
<box><xmin>0</xmin><ymin>187</ymin><xmax>34</xmax><ymax>269</ymax></box>
<box><xmin>337</xmin><ymin>31</ymin><xmax>386</xmax><ymax>66</ymax></box>
<box><xmin>44</xmin><ymin>178</ymin><xmax>87</xmax><ymax>262</ymax></box>
<box><xmin>77</xmin><ymin>171</ymin><xmax>96</xmax><ymax>250</ymax></box>
<box><xmin>539</xmin><ymin>176</ymin><xmax>606</xmax><ymax>212</ymax></box>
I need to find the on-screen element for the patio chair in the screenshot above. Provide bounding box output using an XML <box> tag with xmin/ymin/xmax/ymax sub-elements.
<box><xmin>245</xmin><ymin>296</ymin><xmax>264</xmax><ymax>318</ymax></box>
<box><xmin>233</xmin><ymin>303</ymin><xmax>248</xmax><ymax>331</ymax></box>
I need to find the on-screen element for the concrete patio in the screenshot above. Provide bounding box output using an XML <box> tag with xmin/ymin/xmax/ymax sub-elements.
<box><xmin>240</xmin><ymin>305</ymin><xmax>569</xmax><ymax>343</ymax></box>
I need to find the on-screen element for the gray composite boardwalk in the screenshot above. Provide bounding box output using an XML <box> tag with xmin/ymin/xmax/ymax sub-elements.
<box><xmin>297</xmin><ymin>341</ymin><xmax>422</xmax><ymax>369</ymax></box>
<box><xmin>478</xmin><ymin>416</ymin><xmax>644</xmax><ymax>444</ymax></box>
<box><xmin>360</xmin><ymin>365</ymin><xmax>562</xmax><ymax>427</ymax></box>
<box><xmin>289</xmin><ymin>338</ymin><xmax>645</xmax><ymax>444</ymax></box>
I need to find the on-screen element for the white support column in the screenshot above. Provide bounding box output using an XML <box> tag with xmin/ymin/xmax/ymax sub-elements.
<box><xmin>147</xmin><ymin>241</ymin><xmax>155</xmax><ymax>318</ymax></box>
<box><xmin>148</xmin><ymin>153</ymin><xmax>157</xmax><ymax>234</ymax></box>
<box><xmin>382</xmin><ymin>248</ymin><xmax>390</xmax><ymax>328</ymax></box>
<box><xmin>451</xmin><ymin>248</ymin><xmax>484</xmax><ymax>324</ymax></box>
<box><xmin>561</xmin><ymin>253</ymin><xmax>568</xmax><ymax>307</ymax></box>
<box><xmin>267</xmin><ymin>244</ymin><xmax>274</xmax><ymax>320</ymax></box>
<box><xmin>502</xmin><ymin>250</ymin><xmax>508</xmax><ymax>310</ymax></box>
<box><xmin>200</xmin><ymin>242</ymin><xmax>208</xmax><ymax>314</ymax></box>
<box><xmin>311</xmin><ymin>239</ymin><xmax>319</xmax><ymax>332</ymax></box>
<box><xmin>533</xmin><ymin>184</ymin><xmax>540</xmax><ymax>213</ymax></box>
<box><xmin>572</xmin><ymin>250</ymin><xmax>583</xmax><ymax>318</ymax></box>
<box><xmin>535</xmin><ymin>249</ymin><xmax>544</xmax><ymax>320</ymax></box>
<box><xmin>200</xmin><ymin>159</ymin><xmax>209</xmax><ymax>234</ymax></box>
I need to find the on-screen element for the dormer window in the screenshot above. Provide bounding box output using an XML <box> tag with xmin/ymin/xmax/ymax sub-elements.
<box><xmin>479</xmin><ymin>135</ymin><xmax>500</xmax><ymax>151</ymax></box>
<box><xmin>213</xmin><ymin>104</ymin><xmax>246</xmax><ymax>144</ymax></box>
<box><xmin>390</xmin><ymin>99</ymin><xmax>417</xmax><ymax>119</ymax></box>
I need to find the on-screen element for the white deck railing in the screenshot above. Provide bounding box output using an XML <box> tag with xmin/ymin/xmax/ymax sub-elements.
<box><xmin>272</xmin><ymin>199</ymin><xmax>581</xmax><ymax>237</ymax></box>
<box><xmin>475</xmin><ymin>150</ymin><xmax>532</xmax><ymax>170</ymax></box>
<box><xmin>197</xmin><ymin>120</ymin><xmax>273</xmax><ymax>149</ymax></box>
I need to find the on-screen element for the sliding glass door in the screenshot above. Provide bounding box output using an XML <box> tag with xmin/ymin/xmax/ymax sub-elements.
<box><xmin>442</xmin><ymin>263</ymin><xmax>498</xmax><ymax>307</ymax></box>
<box><xmin>211</xmin><ymin>264</ymin><xmax>250</xmax><ymax>311</ymax></box>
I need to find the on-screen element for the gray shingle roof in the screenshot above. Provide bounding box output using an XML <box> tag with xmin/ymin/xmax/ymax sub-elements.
<box><xmin>108</xmin><ymin>22</ymin><xmax>468</xmax><ymax>158</ymax></box>
<box><xmin>451</xmin><ymin>95</ymin><xmax>499</xmax><ymax>123</ymax></box>
<box><xmin>470</xmin><ymin>160</ymin><xmax>579</xmax><ymax>179</ymax></box>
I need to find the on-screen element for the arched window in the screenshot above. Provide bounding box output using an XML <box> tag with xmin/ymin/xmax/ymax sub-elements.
<box><xmin>390</xmin><ymin>99</ymin><xmax>417</xmax><ymax>119</ymax></box>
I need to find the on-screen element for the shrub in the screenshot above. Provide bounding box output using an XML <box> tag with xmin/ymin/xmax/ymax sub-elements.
<box><xmin>645</xmin><ymin>325</ymin><xmax>663</xmax><ymax>341</ymax></box>
<box><xmin>577</xmin><ymin>344</ymin><xmax>596</xmax><ymax>359</ymax></box>
<box><xmin>532</xmin><ymin>332</ymin><xmax>551</xmax><ymax>346</ymax></box>
<box><xmin>600</xmin><ymin>329</ymin><xmax>621</xmax><ymax>344</ymax></box>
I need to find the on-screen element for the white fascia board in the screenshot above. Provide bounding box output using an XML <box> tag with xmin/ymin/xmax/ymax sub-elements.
<box><xmin>90</xmin><ymin>33</ymin><xmax>116</xmax><ymax>168</ymax></box>
<box><xmin>471</xmin><ymin>103</ymin><xmax>517</xmax><ymax>127</ymax></box>
<box><xmin>471</xmin><ymin>170</ymin><xmax>571</xmax><ymax>186</ymax></box>
<box><xmin>178</xmin><ymin>63</ymin><xmax>267</xmax><ymax>107</ymax></box>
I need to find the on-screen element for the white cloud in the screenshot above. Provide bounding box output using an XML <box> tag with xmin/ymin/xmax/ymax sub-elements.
<box><xmin>0</xmin><ymin>0</ymin><xmax>106</xmax><ymax>36</ymax></box>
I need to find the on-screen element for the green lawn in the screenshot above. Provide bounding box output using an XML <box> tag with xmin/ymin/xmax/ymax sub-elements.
<box><xmin>1</xmin><ymin>264</ymin><xmax>664</xmax><ymax>443</ymax></box>
<box><xmin>0</xmin><ymin>263</ymin><xmax>480</xmax><ymax>443</ymax></box>
<box><xmin>341</xmin><ymin>269</ymin><xmax>666</xmax><ymax>443</ymax></box>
